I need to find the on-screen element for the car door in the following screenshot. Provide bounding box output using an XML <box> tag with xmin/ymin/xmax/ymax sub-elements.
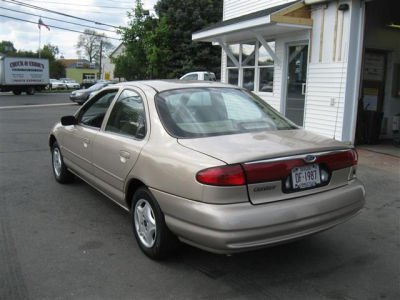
<box><xmin>91</xmin><ymin>88</ymin><xmax>149</xmax><ymax>204</ymax></box>
<box><xmin>60</xmin><ymin>88</ymin><xmax>119</xmax><ymax>178</ymax></box>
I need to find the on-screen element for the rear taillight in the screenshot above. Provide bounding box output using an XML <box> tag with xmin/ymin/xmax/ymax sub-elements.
<box><xmin>317</xmin><ymin>149</ymin><xmax>358</xmax><ymax>170</ymax></box>
<box><xmin>242</xmin><ymin>149</ymin><xmax>358</xmax><ymax>184</ymax></box>
<box><xmin>243</xmin><ymin>159</ymin><xmax>304</xmax><ymax>184</ymax></box>
<box><xmin>196</xmin><ymin>165</ymin><xmax>246</xmax><ymax>186</ymax></box>
<box><xmin>196</xmin><ymin>149</ymin><xmax>357</xmax><ymax>186</ymax></box>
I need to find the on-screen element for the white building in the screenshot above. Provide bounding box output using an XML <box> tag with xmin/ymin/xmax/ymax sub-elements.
<box><xmin>193</xmin><ymin>0</ymin><xmax>399</xmax><ymax>144</ymax></box>
<box><xmin>101</xmin><ymin>43</ymin><xmax>126</xmax><ymax>81</ymax></box>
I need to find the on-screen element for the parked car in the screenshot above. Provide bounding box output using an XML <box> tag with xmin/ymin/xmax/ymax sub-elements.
<box><xmin>48</xmin><ymin>79</ymin><xmax>67</xmax><ymax>90</ymax></box>
<box><xmin>69</xmin><ymin>82</ymin><xmax>113</xmax><ymax>104</ymax></box>
<box><xmin>49</xmin><ymin>80</ymin><xmax>365</xmax><ymax>260</ymax></box>
<box><xmin>60</xmin><ymin>78</ymin><xmax>80</xmax><ymax>89</ymax></box>
<box><xmin>180</xmin><ymin>71</ymin><xmax>217</xmax><ymax>81</ymax></box>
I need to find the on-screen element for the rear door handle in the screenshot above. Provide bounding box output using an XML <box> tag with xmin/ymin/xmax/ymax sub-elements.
<box><xmin>119</xmin><ymin>150</ymin><xmax>131</xmax><ymax>163</ymax></box>
<box><xmin>82</xmin><ymin>138</ymin><xmax>90</xmax><ymax>148</ymax></box>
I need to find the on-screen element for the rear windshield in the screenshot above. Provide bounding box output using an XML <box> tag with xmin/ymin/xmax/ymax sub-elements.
<box><xmin>155</xmin><ymin>88</ymin><xmax>297</xmax><ymax>138</ymax></box>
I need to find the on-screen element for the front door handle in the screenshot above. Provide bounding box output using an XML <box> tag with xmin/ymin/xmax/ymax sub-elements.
<box><xmin>119</xmin><ymin>150</ymin><xmax>131</xmax><ymax>163</ymax></box>
<box><xmin>82</xmin><ymin>138</ymin><xmax>90</xmax><ymax>148</ymax></box>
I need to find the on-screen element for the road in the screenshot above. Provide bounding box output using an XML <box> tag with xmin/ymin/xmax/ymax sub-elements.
<box><xmin>0</xmin><ymin>93</ymin><xmax>399</xmax><ymax>300</ymax></box>
<box><xmin>0</xmin><ymin>91</ymin><xmax>73</xmax><ymax>107</ymax></box>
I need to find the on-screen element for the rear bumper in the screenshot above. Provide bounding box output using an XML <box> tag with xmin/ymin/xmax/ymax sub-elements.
<box><xmin>151</xmin><ymin>179</ymin><xmax>365</xmax><ymax>254</ymax></box>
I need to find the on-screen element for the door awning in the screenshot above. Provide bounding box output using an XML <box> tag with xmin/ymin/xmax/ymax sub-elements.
<box><xmin>192</xmin><ymin>1</ymin><xmax>312</xmax><ymax>44</ymax></box>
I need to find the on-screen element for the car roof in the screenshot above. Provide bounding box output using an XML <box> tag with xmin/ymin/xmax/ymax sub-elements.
<box><xmin>113</xmin><ymin>80</ymin><xmax>235</xmax><ymax>92</ymax></box>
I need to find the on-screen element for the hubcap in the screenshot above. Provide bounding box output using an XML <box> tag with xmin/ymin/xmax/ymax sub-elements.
<box><xmin>134</xmin><ymin>199</ymin><xmax>156</xmax><ymax>248</ymax></box>
<box><xmin>53</xmin><ymin>148</ymin><xmax>62</xmax><ymax>177</ymax></box>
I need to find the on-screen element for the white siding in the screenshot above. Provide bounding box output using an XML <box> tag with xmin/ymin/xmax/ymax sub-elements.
<box><xmin>304</xmin><ymin>62</ymin><xmax>347</xmax><ymax>140</ymax></box>
<box><xmin>304</xmin><ymin>3</ymin><xmax>351</xmax><ymax>140</ymax></box>
<box><xmin>223</xmin><ymin>0</ymin><xmax>297</xmax><ymax>20</ymax></box>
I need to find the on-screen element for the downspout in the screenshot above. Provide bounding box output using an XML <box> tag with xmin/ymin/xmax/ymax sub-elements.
<box><xmin>341</xmin><ymin>0</ymin><xmax>366</xmax><ymax>143</ymax></box>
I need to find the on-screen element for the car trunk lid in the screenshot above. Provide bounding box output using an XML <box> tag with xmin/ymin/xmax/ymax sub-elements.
<box><xmin>178</xmin><ymin>129</ymin><xmax>350</xmax><ymax>164</ymax></box>
<box><xmin>179</xmin><ymin>129</ymin><xmax>355</xmax><ymax>204</ymax></box>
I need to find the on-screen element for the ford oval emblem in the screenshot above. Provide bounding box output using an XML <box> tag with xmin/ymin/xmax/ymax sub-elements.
<box><xmin>304</xmin><ymin>155</ymin><xmax>317</xmax><ymax>163</ymax></box>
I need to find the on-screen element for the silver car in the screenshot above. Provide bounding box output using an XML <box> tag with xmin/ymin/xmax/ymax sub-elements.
<box><xmin>49</xmin><ymin>80</ymin><xmax>365</xmax><ymax>259</ymax></box>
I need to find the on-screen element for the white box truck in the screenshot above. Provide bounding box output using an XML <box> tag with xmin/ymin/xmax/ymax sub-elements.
<box><xmin>0</xmin><ymin>56</ymin><xmax>50</xmax><ymax>95</ymax></box>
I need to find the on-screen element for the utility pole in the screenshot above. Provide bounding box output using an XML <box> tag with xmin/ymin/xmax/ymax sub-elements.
<box><xmin>99</xmin><ymin>39</ymin><xmax>103</xmax><ymax>80</ymax></box>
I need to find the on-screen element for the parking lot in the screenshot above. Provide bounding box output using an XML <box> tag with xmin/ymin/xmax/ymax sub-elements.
<box><xmin>0</xmin><ymin>92</ymin><xmax>399</xmax><ymax>300</ymax></box>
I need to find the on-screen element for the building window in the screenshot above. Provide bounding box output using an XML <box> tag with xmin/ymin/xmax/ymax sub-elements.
<box><xmin>226</xmin><ymin>41</ymin><xmax>275</xmax><ymax>93</ymax></box>
<box><xmin>228</xmin><ymin>69</ymin><xmax>239</xmax><ymax>85</ymax></box>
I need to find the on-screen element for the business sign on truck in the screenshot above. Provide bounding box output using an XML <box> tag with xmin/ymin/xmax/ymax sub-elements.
<box><xmin>4</xmin><ymin>57</ymin><xmax>49</xmax><ymax>85</ymax></box>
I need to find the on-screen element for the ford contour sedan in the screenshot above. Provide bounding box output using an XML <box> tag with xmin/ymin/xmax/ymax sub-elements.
<box><xmin>49</xmin><ymin>80</ymin><xmax>365</xmax><ymax>259</ymax></box>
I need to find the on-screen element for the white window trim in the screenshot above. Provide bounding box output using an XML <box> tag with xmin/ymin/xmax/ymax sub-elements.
<box><xmin>225</xmin><ymin>41</ymin><xmax>275</xmax><ymax>95</ymax></box>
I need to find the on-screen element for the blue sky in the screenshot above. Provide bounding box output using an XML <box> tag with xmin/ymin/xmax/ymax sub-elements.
<box><xmin>0</xmin><ymin>0</ymin><xmax>157</xmax><ymax>58</ymax></box>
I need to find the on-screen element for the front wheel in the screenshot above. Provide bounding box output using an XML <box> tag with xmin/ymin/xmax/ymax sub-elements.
<box><xmin>12</xmin><ymin>90</ymin><xmax>21</xmax><ymax>95</ymax></box>
<box><xmin>132</xmin><ymin>187</ymin><xmax>178</xmax><ymax>260</ymax></box>
<box><xmin>51</xmin><ymin>142</ymin><xmax>74</xmax><ymax>183</ymax></box>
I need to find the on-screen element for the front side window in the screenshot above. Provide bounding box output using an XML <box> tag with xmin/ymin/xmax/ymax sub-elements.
<box><xmin>79</xmin><ymin>90</ymin><xmax>118</xmax><ymax>128</ymax></box>
<box><xmin>155</xmin><ymin>87</ymin><xmax>296</xmax><ymax>138</ymax></box>
<box><xmin>105</xmin><ymin>89</ymin><xmax>146</xmax><ymax>139</ymax></box>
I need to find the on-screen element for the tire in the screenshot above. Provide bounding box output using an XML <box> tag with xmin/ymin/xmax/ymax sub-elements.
<box><xmin>12</xmin><ymin>90</ymin><xmax>21</xmax><ymax>95</ymax></box>
<box><xmin>26</xmin><ymin>87</ymin><xmax>35</xmax><ymax>95</ymax></box>
<box><xmin>51</xmin><ymin>142</ymin><xmax>74</xmax><ymax>183</ymax></box>
<box><xmin>131</xmin><ymin>187</ymin><xmax>178</xmax><ymax>260</ymax></box>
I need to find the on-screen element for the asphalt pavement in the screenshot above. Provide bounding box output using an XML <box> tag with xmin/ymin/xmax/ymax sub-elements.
<box><xmin>0</xmin><ymin>94</ymin><xmax>399</xmax><ymax>300</ymax></box>
<box><xmin>0</xmin><ymin>91</ymin><xmax>73</xmax><ymax>107</ymax></box>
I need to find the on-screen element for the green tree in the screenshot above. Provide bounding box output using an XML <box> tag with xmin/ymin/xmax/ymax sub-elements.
<box><xmin>39</xmin><ymin>44</ymin><xmax>59</xmax><ymax>60</ymax></box>
<box><xmin>0</xmin><ymin>40</ymin><xmax>16</xmax><ymax>55</ymax></box>
<box><xmin>38</xmin><ymin>44</ymin><xmax>65</xmax><ymax>78</ymax></box>
<box><xmin>145</xmin><ymin>16</ymin><xmax>172</xmax><ymax>78</ymax></box>
<box><xmin>116</xmin><ymin>0</ymin><xmax>152</xmax><ymax>80</ymax></box>
<box><xmin>76</xmin><ymin>29</ymin><xmax>113</xmax><ymax>63</ymax></box>
<box><xmin>117</xmin><ymin>0</ymin><xmax>222</xmax><ymax>79</ymax></box>
<box><xmin>50</xmin><ymin>60</ymin><xmax>66</xmax><ymax>79</ymax></box>
<box><xmin>155</xmin><ymin>0</ymin><xmax>223</xmax><ymax>78</ymax></box>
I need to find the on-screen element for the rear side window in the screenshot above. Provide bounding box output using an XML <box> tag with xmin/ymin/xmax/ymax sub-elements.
<box><xmin>105</xmin><ymin>89</ymin><xmax>146</xmax><ymax>139</ymax></box>
<box><xmin>155</xmin><ymin>87</ymin><xmax>296</xmax><ymax>138</ymax></box>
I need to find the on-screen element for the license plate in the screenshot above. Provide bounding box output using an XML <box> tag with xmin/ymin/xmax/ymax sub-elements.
<box><xmin>291</xmin><ymin>164</ymin><xmax>321</xmax><ymax>189</ymax></box>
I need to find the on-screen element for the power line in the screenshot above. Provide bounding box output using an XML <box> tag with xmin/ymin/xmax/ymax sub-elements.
<box><xmin>0</xmin><ymin>13</ymin><xmax>121</xmax><ymax>40</ymax></box>
<box><xmin>0</xmin><ymin>7</ymin><xmax>117</xmax><ymax>33</ymax></box>
<box><xmin>2</xmin><ymin>0</ymin><xmax>122</xmax><ymax>28</ymax></box>
<box><xmin>32</xmin><ymin>0</ymin><xmax>140</xmax><ymax>4</ymax></box>
<box><xmin>26</xmin><ymin>1</ymin><xmax>133</xmax><ymax>10</ymax></box>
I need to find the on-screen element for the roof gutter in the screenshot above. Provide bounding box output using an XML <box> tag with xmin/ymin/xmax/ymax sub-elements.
<box><xmin>304</xmin><ymin>0</ymin><xmax>334</xmax><ymax>4</ymax></box>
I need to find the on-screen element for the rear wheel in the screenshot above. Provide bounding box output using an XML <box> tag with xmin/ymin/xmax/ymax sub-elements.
<box><xmin>26</xmin><ymin>87</ymin><xmax>35</xmax><ymax>95</ymax></box>
<box><xmin>12</xmin><ymin>90</ymin><xmax>21</xmax><ymax>95</ymax></box>
<box><xmin>51</xmin><ymin>142</ymin><xmax>74</xmax><ymax>183</ymax></box>
<box><xmin>132</xmin><ymin>187</ymin><xmax>178</xmax><ymax>260</ymax></box>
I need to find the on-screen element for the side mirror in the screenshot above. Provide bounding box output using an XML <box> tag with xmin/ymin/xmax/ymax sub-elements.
<box><xmin>61</xmin><ymin>115</ymin><xmax>77</xmax><ymax>126</ymax></box>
